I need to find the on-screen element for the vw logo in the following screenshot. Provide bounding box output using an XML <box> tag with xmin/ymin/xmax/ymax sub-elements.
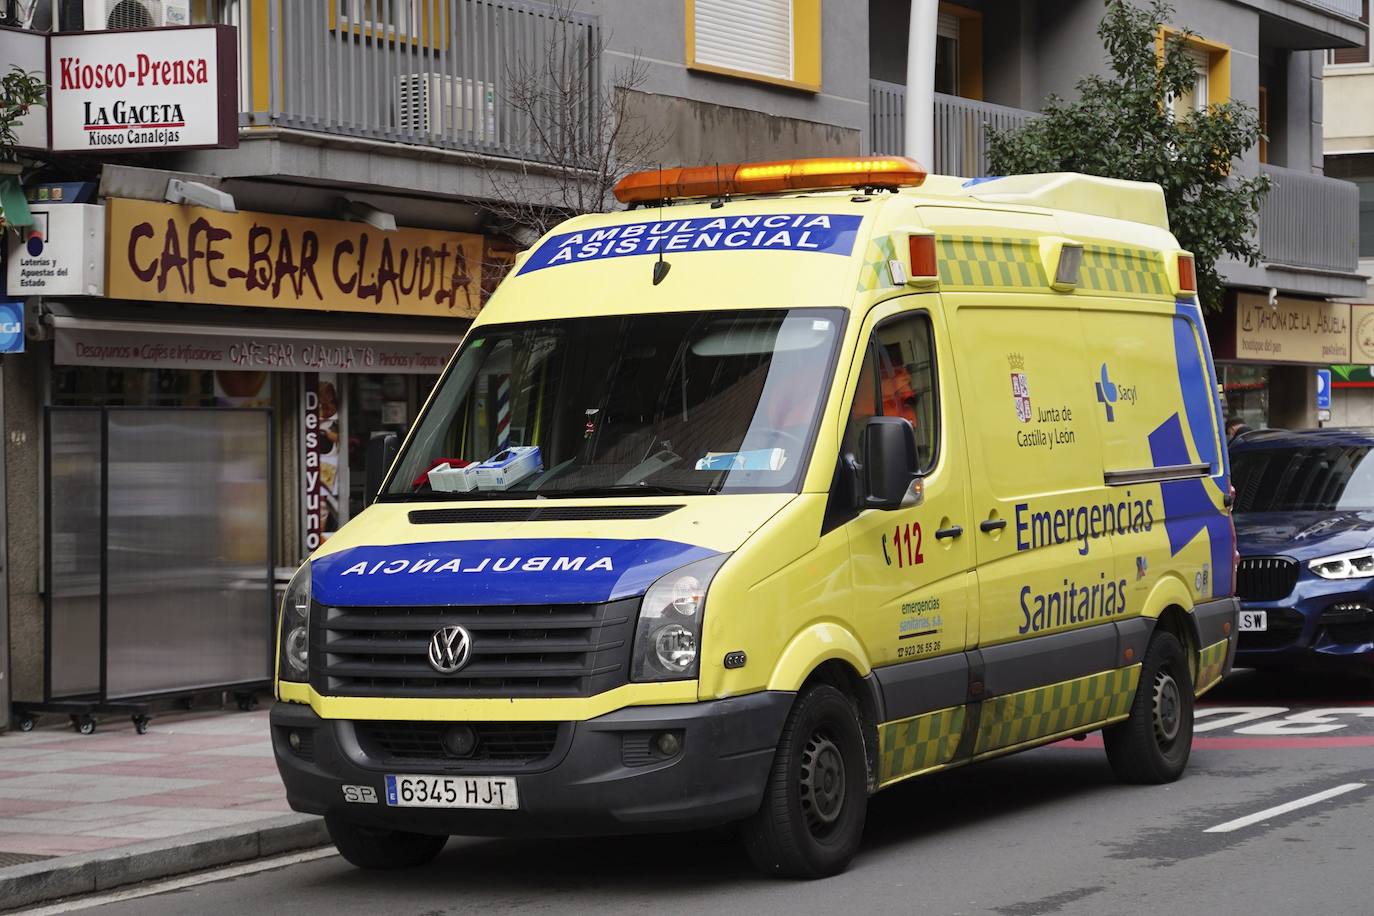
<box><xmin>427</xmin><ymin>625</ymin><xmax>473</xmax><ymax>674</ymax></box>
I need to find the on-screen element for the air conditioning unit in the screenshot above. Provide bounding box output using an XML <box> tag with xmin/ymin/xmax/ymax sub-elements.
<box><xmin>397</xmin><ymin>74</ymin><xmax>497</xmax><ymax>143</ymax></box>
<box><xmin>70</xmin><ymin>0</ymin><xmax>191</xmax><ymax>30</ymax></box>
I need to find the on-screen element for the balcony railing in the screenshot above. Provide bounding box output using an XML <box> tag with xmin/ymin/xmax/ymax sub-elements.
<box><xmin>870</xmin><ymin>81</ymin><xmax>1037</xmax><ymax>178</ymax></box>
<box><xmin>211</xmin><ymin>0</ymin><xmax>601</xmax><ymax>162</ymax></box>
<box><xmin>1258</xmin><ymin>164</ymin><xmax>1360</xmax><ymax>274</ymax></box>
<box><xmin>1295</xmin><ymin>0</ymin><xmax>1364</xmax><ymax>20</ymax></box>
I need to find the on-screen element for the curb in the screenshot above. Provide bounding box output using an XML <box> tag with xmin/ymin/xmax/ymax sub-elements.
<box><xmin>0</xmin><ymin>814</ymin><xmax>328</xmax><ymax>912</ymax></box>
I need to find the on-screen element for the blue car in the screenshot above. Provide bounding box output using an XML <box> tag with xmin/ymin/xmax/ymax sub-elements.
<box><xmin>1230</xmin><ymin>428</ymin><xmax>1374</xmax><ymax>685</ymax></box>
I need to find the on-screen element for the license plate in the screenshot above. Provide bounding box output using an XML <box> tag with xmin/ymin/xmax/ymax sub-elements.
<box><xmin>1239</xmin><ymin>610</ymin><xmax>1267</xmax><ymax>632</ymax></box>
<box><xmin>384</xmin><ymin>774</ymin><xmax>518</xmax><ymax>810</ymax></box>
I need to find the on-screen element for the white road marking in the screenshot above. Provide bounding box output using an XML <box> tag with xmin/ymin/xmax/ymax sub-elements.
<box><xmin>1204</xmin><ymin>783</ymin><xmax>1367</xmax><ymax>834</ymax></box>
<box><xmin>20</xmin><ymin>847</ymin><xmax>339</xmax><ymax>915</ymax></box>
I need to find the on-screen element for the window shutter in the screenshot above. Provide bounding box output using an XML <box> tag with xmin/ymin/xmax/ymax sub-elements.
<box><xmin>937</xmin><ymin>12</ymin><xmax>960</xmax><ymax>40</ymax></box>
<box><xmin>1332</xmin><ymin>0</ymin><xmax>1369</xmax><ymax>65</ymax></box>
<box><xmin>694</xmin><ymin>0</ymin><xmax>793</xmax><ymax>81</ymax></box>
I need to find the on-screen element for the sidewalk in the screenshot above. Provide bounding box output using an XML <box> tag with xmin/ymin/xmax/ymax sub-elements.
<box><xmin>0</xmin><ymin>705</ymin><xmax>327</xmax><ymax>910</ymax></box>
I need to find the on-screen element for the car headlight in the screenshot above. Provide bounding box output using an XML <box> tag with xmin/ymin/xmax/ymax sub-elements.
<box><xmin>631</xmin><ymin>555</ymin><xmax>728</xmax><ymax>682</ymax></box>
<box><xmin>278</xmin><ymin>562</ymin><xmax>311</xmax><ymax>681</ymax></box>
<box><xmin>1308</xmin><ymin>550</ymin><xmax>1374</xmax><ymax>580</ymax></box>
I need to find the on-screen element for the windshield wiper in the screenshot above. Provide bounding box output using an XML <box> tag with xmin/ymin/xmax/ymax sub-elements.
<box><xmin>534</xmin><ymin>483</ymin><xmax>716</xmax><ymax>498</ymax></box>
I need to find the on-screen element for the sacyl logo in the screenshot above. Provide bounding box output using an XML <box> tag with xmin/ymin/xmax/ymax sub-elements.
<box><xmin>1095</xmin><ymin>364</ymin><xmax>1137</xmax><ymax>422</ymax></box>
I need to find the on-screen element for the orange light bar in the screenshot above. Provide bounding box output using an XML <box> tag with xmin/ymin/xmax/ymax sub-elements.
<box><xmin>613</xmin><ymin>156</ymin><xmax>927</xmax><ymax>204</ymax></box>
<box><xmin>1177</xmin><ymin>254</ymin><xmax>1197</xmax><ymax>294</ymax></box>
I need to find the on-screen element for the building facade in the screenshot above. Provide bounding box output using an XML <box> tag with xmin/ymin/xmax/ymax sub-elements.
<box><xmin>870</xmin><ymin>0</ymin><xmax>1367</xmax><ymax>431</ymax></box>
<box><xmin>2</xmin><ymin>0</ymin><xmax>1366</xmax><ymax>729</ymax></box>
<box><xmin>0</xmin><ymin>0</ymin><xmax>869</xmax><ymax>727</ymax></box>
<box><xmin>1322</xmin><ymin>2</ymin><xmax>1374</xmax><ymax>421</ymax></box>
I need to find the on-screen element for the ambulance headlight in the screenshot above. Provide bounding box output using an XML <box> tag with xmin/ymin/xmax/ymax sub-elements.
<box><xmin>1309</xmin><ymin>550</ymin><xmax>1374</xmax><ymax>580</ymax></box>
<box><xmin>631</xmin><ymin>555</ymin><xmax>728</xmax><ymax>682</ymax></box>
<box><xmin>278</xmin><ymin>562</ymin><xmax>312</xmax><ymax>681</ymax></box>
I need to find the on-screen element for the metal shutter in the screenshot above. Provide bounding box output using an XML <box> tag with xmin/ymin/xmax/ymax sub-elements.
<box><xmin>694</xmin><ymin>0</ymin><xmax>793</xmax><ymax>81</ymax></box>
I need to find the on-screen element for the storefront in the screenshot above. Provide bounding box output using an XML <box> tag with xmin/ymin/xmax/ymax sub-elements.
<box><xmin>2</xmin><ymin>192</ymin><xmax>493</xmax><ymax>713</ymax></box>
<box><xmin>42</xmin><ymin>196</ymin><xmax>489</xmax><ymax>559</ymax></box>
<box><xmin>1208</xmin><ymin>291</ymin><xmax>1351</xmax><ymax>431</ymax></box>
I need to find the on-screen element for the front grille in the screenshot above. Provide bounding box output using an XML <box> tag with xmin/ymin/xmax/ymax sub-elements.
<box><xmin>356</xmin><ymin>721</ymin><xmax>561</xmax><ymax>763</ymax></box>
<box><xmin>1237</xmin><ymin>557</ymin><xmax>1299</xmax><ymax>601</ymax></box>
<box><xmin>408</xmin><ymin>505</ymin><xmax>682</xmax><ymax>524</ymax></box>
<box><xmin>313</xmin><ymin>599</ymin><xmax>637</xmax><ymax>698</ymax></box>
<box><xmin>1239</xmin><ymin>606</ymin><xmax>1305</xmax><ymax>651</ymax></box>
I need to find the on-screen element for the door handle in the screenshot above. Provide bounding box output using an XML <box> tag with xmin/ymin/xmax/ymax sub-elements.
<box><xmin>935</xmin><ymin>525</ymin><xmax>963</xmax><ymax>540</ymax></box>
<box><xmin>980</xmin><ymin>519</ymin><xmax>1007</xmax><ymax>533</ymax></box>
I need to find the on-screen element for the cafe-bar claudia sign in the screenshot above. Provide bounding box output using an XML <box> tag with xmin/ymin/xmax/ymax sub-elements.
<box><xmin>48</xmin><ymin>26</ymin><xmax>237</xmax><ymax>152</ymax></box>
<box><xmin>106</xmin><ymin>199</ymin><xmax>486</xmax><ymax>318</ymax></box>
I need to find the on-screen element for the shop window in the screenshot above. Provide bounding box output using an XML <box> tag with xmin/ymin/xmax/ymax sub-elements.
<box><xmin>345</xmin><ymin>373</ymin><xmax>438</xmax><ymax>519</ymax></box>
<box><xmin>54</xmin><ymin>367</ymin><xmax>218</xmax><ymax>407</ymax></box>
<box><xmin>687</xmin><ymin>0</ymin><xmax>821</xmax><ymax>91</ymax></box>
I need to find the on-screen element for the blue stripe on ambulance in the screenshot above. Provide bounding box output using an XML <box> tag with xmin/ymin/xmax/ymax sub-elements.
<box><xmin>312</xmin><ymin>537</ymin><xmax>721</xmax><ymax>606</ymax></box>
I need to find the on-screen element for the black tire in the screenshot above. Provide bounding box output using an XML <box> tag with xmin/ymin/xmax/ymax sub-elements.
<box><xmin>17</xmin><ymin>715</ymin><xmax>35</xmax><ymax>732</ymax></box>
<box><xmin>741</xmin><ymin>684</ymin><xmax>868</xmax><ymax>879</ymax></box>
<box><xmin>1103</xmin><ymin>631</ymin><xmax>1194</xmax><ymax>784</ymax></box>
<box><xmin>326</xmin><ymin>816</ymin><xmax>447</xmax><ymax>870</ymax></box>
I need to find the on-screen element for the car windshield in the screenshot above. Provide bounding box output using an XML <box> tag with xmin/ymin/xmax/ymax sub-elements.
<box><xmin>383</xmin><ymin>308</ymin><xmax>845</xmax><ymax>500</ymax></box>
<box><xmin>1232</xmin><ymin>445</ymin><xmax>1374</xmax><ymax>512</ymax></box>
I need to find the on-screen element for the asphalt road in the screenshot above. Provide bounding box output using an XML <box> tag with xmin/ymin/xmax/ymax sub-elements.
<box><xmin>45</xmin><ymin>670</ymin><xmax>1374</xmax><ymax>916</ymax></box>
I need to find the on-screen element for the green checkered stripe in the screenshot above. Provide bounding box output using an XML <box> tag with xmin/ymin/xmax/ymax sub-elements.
<box><xmin>1195</xmin><ymin>638</ymin><xmax>1229</xmax><ymax>694</ymax></box>
<box><xmin>856</xmin><ymin>235</ymin><xmax>900</xmax><ymax>291</ymax></box>
<box><xmin>877</xmin><ymin>705</ymin><xmax>965</xmax><ymax>785</ymax></box>
<box><xmin>975</xmin><ymin>665</ymin><xmax>1142</xmax><ymax>756</ymax></box>
<box><xmin>937</xmin><ymin>236</ymin><xmax>1047</xmax><ymax>288</ymax></box>
<box><xmin>1078</xmin><ymin>245</ymin><xmax>1168</xmax><ymax>296</ymax></box>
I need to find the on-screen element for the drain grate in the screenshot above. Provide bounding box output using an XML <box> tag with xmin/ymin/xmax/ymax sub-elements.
<box><xmin>0</xmin><ymin>851</ymin><xmax>55</xmax><ymax>867</ymax></box>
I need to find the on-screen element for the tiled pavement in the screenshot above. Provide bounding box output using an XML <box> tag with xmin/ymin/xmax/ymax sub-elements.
<box><xmin>0</xmin><ymin>707</ymin><xmax>292</xmax><ymax>859</ymax></box>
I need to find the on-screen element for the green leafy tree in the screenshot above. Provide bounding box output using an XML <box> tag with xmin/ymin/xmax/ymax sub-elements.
<box><xmin>986</xmin><ymin>0</ymin><xmax>1269</xmax><ymax>311</ymax></box>
<box><xmin>0</xmin><ymin>65</ymin><xmax>45</xmax><ymax>162</ymax></box>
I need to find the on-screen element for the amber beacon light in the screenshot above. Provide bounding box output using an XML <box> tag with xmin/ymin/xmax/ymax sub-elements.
<box><xmin>613</xmin><ymin>156</ymin><xmax>928</xmax><ymax>205</ymax></box>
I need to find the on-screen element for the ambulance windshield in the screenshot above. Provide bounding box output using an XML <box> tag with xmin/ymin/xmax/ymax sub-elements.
<box><xmin>383</xmin><ymin>308</ymin><xmax>845</xmax><ymax>499</ymax></box>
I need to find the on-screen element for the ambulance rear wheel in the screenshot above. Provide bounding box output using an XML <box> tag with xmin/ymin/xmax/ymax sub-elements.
<box><xmin>325</xmin><ymin>816</ymin><xmax>447</xmax><ymax>870</ymax></box>
<box><xmin>1103</xmin><ymin>630</ymin><xmax>1193</xmax><ymax>784</ymax></box>
<box><xmin>742</xmin><ymin>684</ymin><xmax>868</xmax><ymax>879</ymax></box>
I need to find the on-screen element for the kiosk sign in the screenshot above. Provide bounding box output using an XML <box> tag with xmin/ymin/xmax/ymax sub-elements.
<box><xmin>48</xmin><ymin>26</ymin><xmax>238</xmax><ymax>153</ymax></box>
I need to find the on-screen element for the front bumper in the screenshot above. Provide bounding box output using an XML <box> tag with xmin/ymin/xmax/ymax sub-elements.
<box><xmin>1236</xmin><ymin>575</ymin><xmax>1374</xmax><ymax>675</ymax></box>
<box><xmin>270</xmin><ymin>691</ymin><xmax>792</xmax><ymax>837</ymax></box>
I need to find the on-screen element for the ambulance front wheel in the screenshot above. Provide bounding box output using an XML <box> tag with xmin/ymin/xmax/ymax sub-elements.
<box><xmin>325</xmin><ymin>816</ymin><xmax>448</xmax><ymax>870</ymax></box>
<box><xmin>741</xmin><ymin>683</ymin><xmax>868</xmax><ymax>879</ymax></box>
<box><xmin>1103</xmin><ymin>630</ymin><xmax>1194</xmax><ymax>784</ymax></box>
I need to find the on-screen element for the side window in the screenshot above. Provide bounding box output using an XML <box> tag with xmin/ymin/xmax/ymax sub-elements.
<box><xmin>842</xmin><ymin>345</ymin><xmax>880</xmax><ymax>460</ymax></box>
<box><xmin>841</xmin><ymin>312</ymin><xmax>940</xmax><ymax>472</ymax></box>
<box><xmin>875</xmin><ymin>314</ymin><xmax>939</xmax><ymax>472</ymax></box>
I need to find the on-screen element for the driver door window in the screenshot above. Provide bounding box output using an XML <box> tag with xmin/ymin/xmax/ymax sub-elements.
<box><xmin>842</xmin><ymin>313</ymin><xmax>940</xmax><ymax>473</ymax></box>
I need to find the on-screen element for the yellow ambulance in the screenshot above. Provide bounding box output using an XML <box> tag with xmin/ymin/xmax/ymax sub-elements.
<box><xmin>271</xmin><ymin>156</ymin><xmax>1239</xmax><ymax>878</ymax></box>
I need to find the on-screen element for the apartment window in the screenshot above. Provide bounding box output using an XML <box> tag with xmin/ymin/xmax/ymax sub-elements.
<box><xmin>331</xmin><ymin>0</ymin><xmax>447</xmax><ymax>48</ymax></box>
<box><xmin>687</xmin><ymin>0</ymin><xmax>821</xmax><ymax>91</ymax></box>
<box><xmin>1258</xmin><ymin>86</ymin><xmax>1269</xmax><ymax>164</ymax></box>
<box><xmin>1159</xmin><ymin>28</ymin><xmax>1230</xmax><ymax>117</ymax></box>
<box><xmin>1329</xmin><ymin>0</ymin><xmax>1370</xmax><ymax>66</ymax></box>
<box><xmin>935</xmin><ymin>13</ymin><xmax>960</xmax><ymax>95</ymax></box>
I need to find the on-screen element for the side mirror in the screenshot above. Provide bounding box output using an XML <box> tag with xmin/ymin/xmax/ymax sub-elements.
<box><xmin>365</xmin><ymin>433</ymin><xmax>399</xmax><ymax>506</ymax></box>
<box><xmin>862</xmin><ymin>416</ymin><xmax>920</xmax><ymax>510</ymax></box>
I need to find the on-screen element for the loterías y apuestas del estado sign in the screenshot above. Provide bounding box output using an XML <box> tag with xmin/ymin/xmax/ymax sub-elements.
<box><xmin>48</xmin><ymin>26</ymin><xmax>238</xmax><ymax>153</ymax></box>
